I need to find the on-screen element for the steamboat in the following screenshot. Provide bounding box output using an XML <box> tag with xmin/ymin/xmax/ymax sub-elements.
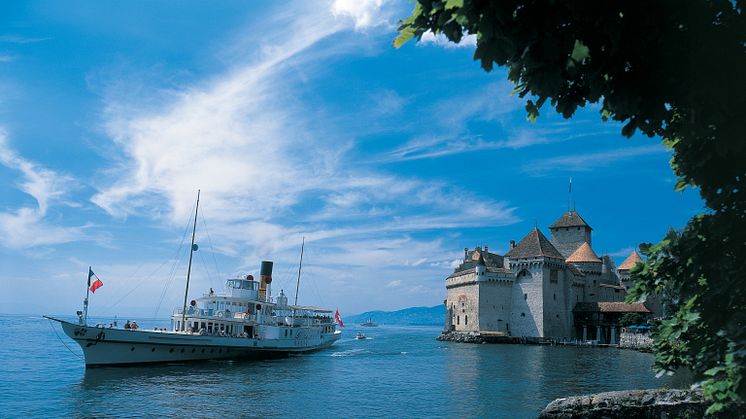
<box><xmin>46</xmin><ymin>191</ymin><xmax>341</xmax><ymax>366</ymax></box>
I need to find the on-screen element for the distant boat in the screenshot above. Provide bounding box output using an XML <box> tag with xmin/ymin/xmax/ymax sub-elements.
<box><xmin>355</xmin><ymin>332</ymin><xmax>366</xmax><ymax>340</ymax></box>
<box><xmin>360</xmin><ymin>318</ymin><xmax>378</xmax><ymax>327</ymax></box>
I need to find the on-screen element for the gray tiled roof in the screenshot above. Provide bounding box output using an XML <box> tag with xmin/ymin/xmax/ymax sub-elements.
<box><xmin>550</xmin><ymin>211</ymin><xmax>592</xmax><ymax>230</ymax></box>
<box><xmin>447</xmin><ymin>266</ymin><xmax>513</xmax><ymax>279</ymax></box>
<box><xmin>505</xmin><ymin>228</ymin><xmax>564</xmax><ymax>260</ymax></box>
<box><xmin>454</xmin><ymin>250</ymin><xmax>504</xmax><ymax>273</ymax></box>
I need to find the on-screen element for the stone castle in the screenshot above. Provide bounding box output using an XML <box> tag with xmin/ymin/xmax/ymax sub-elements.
<box><xmin>443</xmin><ymin>210</ymin><xmax>650</xmax><ymax>343</ymax></box>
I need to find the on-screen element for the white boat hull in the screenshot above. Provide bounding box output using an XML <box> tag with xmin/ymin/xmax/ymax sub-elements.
<box><xmin>50</xmin><ymin>317</ymin><xmax>341</xmax><ymax>366</ymax></box>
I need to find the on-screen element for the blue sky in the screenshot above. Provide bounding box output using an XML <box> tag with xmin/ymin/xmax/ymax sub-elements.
<box><xmin>0</xmin><ymin>1</ymin><xmax>702</xmax><ymax>317</ymax></box>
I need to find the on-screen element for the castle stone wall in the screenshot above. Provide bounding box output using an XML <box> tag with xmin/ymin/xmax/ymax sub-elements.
<box><xmin>509</xmin><ymin>261</ymin><xmax>544</xmax><ymax>337</ymax></box>
<box><xmin>478</xmin><ymin>277</ymin><xmax>513</xmax><ymax>333</ymax></box>
<box><xmin>445</xmin><ymin>273</ymin><xmax>480</xmax><ymax>333</ymax></box>
<box><xmin>543</xmin><ymin>265</ymin><xmax>573</xmax><ymax>338</ymax></box>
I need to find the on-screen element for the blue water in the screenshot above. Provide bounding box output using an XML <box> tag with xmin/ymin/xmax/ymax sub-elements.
<box><xmin>1</xmin><ymin>314</ymin><xmax>688</xmax><ymax>418</ymax></box>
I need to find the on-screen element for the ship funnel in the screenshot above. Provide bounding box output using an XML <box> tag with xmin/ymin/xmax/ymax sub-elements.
<box><xmin>259</xmin><ymin>261</ymin><xmax>273</xmax><ymax>300</ymax></box>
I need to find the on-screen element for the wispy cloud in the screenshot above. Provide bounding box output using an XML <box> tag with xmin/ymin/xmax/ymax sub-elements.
<box><xmin>91</xmin><ymin>2</ymin><xmax>519</xmax><ymax>294</ymax></box>
<box><xmin>0</xmin><ymin>130</ymin><xmax>87</xmax><ymax>249</ymax></box>
<box><xmin>384</xmin><ymin>131</ymin><xmax>552</xmax><ymax>162</ymax></box>
<box><xmin>0</xmin><ymin>35</ymin><xmax>53</xmax><ymax>44</ymax></box>
<box><xmin>522</xmin><ymin>145</ymin><xmax>666</xmax><ymax>175</ymax></box>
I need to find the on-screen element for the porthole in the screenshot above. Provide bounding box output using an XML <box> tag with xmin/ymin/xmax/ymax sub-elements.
<box><xmin>130</xmin><ymin>347</ymin><xmax>135</xmax><ymax>351</ymax></box>
<box><xmin>151</xmin><ymin>348</ymin><xmax>156</xmax><ymax>352</ymax></box>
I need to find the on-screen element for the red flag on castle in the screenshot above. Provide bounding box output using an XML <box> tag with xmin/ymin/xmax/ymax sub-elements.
<box><xmin>88</xmin><ymin>268</ymin><xmax>104</xmax><ymax>293</ymax></box>
<box><xmin>334</xmin><ymin>308</ymin><xmax>344</xmax><ymax>328</ymax></box>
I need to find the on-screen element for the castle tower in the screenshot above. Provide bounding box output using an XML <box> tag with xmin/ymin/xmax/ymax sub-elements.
<box><xmin>549</xmin><ymin>211</ymin><xmax>593</xmax><ymax>258</ymax></box>
<box><xmin>565</xmin><ymin>242</ymin><xmax>602</xmax><ymax>274</ymax></box>
<box><xmin>505</xmin><ymin>228</ymin><xmax>569</xmax><ymax>338</ymax></box>
<box><xmin>617</xmin><ymin>250</ymin><xmax>642</xmax><ymax>289</ymax></box>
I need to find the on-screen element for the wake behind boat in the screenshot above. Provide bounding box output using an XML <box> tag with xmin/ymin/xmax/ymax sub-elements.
<box><xmin>46</xmin><ymin>191</ymin><xmax>342</xmax><ymax>366</ymax></box>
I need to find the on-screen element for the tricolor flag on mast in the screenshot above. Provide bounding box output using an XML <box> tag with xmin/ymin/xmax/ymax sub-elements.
<box><xmin>334</xmin><ymin>308</ymin><xmax>344</xmax><ymax>328</ymax></box>
<box><xmin>88</xmin><ymin>268</ymin><xmax>104</xmax><ymax>293</ymax></box>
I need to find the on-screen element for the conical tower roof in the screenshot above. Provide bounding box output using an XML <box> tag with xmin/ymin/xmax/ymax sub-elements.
<box><xmin>566</xmin><ymin>242</ymin><xmax>601</xmax><ymax>263</ymax></box>
<box><xmin>550</xmin><ymin>210</ymin><xmax>592</xmax><ymax>230</ymax></box>
<box><xmin>618</xmin><ymin>250</ymin><xmax>643</xmax><ymax>270</ymax></box>
<box><xmin>505</xmin><ymin>228</ymin><xmax>564</xmax><ymax>260</ymax></box>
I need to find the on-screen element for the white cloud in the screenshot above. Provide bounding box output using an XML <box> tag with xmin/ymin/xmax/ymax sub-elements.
<box><xmin>331</xmin><ymin>0</ymin><xmax>398</xmax><ymax>30</ymax></box>
<box><xmin>0</xmin><ymin>35</ymin><xmax>53</xmax><ymax>44</ymax></box>
<box><xmin>419</xmin><ymin>30</ymin><xmax>477</xmax><ymax>48</ymax></box>
<box><xmin>385</xmin><ymin>279</ymin><xmax>401</xmax><ymax>288</ymax></box>
<box><xmin>88</xmin><ymin>4</ymin><xmax>520</xmax><ymax>312</ymax></box>
<box><xmin>0</xmin><ymin>131</ymin><xmax>87</xmax><ymax>249</ymax></box>
<box><xmin>522</xmin><ymin>145</ymin><xmax>666</xmax><ymax>175</ymax></box>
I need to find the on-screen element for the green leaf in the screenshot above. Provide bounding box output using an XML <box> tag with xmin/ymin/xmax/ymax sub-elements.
<box><xmin>444</xmin><ymin>0</ymin><xmax>464</xmax><ymax>10</ymax></box>
<box><xmin>570</xmin><ymin>40</ymin><xmax>590</xmax><ymax>62</ymax></box>
<box><xmin>394</xmin><ymin>27</ymin><xmax>417</xmax><ymax>48</ymax></box>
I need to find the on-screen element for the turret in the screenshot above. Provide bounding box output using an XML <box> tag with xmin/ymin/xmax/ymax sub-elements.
<box><xmin>549</xmin><ymin>211</ymin><xmax>593</xmax><ymax>258</ymax></box>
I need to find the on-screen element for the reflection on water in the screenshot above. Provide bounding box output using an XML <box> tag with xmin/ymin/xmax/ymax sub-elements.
<box><xmin>2</xmin><ymin>316</ymin><xmax>691</xmax><ymax>418</ymax></box>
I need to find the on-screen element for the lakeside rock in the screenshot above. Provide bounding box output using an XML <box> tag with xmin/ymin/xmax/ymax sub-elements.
<box><xmin>539</xmin><ymin>389</ymin><xmax>745</xmax><ymax>418</ymax></box>
<box><xmin>437</xmin><ymin>331</ymin><xmax>484</xmax><ymax>343</ymax></box>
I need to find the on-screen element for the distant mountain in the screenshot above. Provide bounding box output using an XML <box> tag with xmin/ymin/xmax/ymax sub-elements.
<box><xmin>346</xmin><ymin>305</ymin><xmax>445</xmax><ymax>326</ymax></box>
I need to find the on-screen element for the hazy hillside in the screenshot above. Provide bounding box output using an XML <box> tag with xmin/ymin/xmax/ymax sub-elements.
<box><xmin>346</xmin><ymin>305</ymin><xmax>445</xmax><ymax>326</ymax></box>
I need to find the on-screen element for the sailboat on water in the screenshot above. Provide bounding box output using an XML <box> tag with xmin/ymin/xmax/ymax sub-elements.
<box><xmin>45</xmin><ymin>191</ymin><xmax>342</xmax><ymax>366</ymax></box>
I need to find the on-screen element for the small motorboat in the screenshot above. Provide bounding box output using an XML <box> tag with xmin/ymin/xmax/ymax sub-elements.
<box><xmin>355</xmin><ymin>332</ymin><xmax>366</xmax><ymax>340</ymax></box>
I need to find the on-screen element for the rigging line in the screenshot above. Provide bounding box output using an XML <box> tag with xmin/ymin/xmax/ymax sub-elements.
<box><xmin>153</xmin><ymin>246</ymin><xmax>187</xmax><ymax>318</ymax></box>
<box><xmin>197</xmin><ymin>250</ymin><xmax>215</xmax><ymax>290</ymax></box>
<box><xmin>47</xmin><ymin>319</ymin><xmax>83</xmax><ymax>360</ymax></box>
<box><xmin>199</xmin><ymin>215</ymin><xmax>223</xmax><ymax>282</ymax></box>
<box><xmin>103</xmin><ymin>206</ymin><xmax>194</xmax><ymax>314</ymax></box>
<box><xmin>154</xmin><ymin>230</ymin><xmax>193</xmax><ymax>316</ymax></box>
<box><xmin>152</xmin><ymin>202</ymin><xmax>198</xmax><ymax>317</ymax></box>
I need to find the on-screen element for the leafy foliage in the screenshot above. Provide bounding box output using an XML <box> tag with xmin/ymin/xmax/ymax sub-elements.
<box><xmin>396</xmin><ymin>0</ymin><xmax>746</xmax><ymax>411</ymax></box>
<box><xmin>618</xmin><ymin>312</ymin><xmax>648</xmax><ymax>327</ymax></box>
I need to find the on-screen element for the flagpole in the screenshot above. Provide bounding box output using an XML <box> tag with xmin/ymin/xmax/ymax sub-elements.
<box><xmin>180</xmin><ymin>189</ymin><xmax>200</xmax><ymax>332</ymax></box>
<box><xmin>83</xmin><ymin>266</ymin><xmax>91</xmax><ymax>325</ymax></box>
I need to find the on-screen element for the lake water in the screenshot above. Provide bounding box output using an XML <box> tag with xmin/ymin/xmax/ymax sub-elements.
<box><xmin>0</xmin><ymin>314</ymin><xmax>688</xmax><ymax>418</ymax></box>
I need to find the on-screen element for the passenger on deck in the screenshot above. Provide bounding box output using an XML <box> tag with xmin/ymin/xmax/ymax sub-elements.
<box><xmin>131</xmin><ymin>321</ymin><xmax>138</xmax><ymax>330</ymax></box>
<box><xmin>124</xmin><ymin>320</ymin><xmax>131</xmax><ymax>330</ymax></box>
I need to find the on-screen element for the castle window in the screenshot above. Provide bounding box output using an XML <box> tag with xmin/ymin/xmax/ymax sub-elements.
<box><xmin>521</xmin><ymin>313</ymin><xmax>525</xmax><ymax>317</ymax></box>
<box><xmin>465</xmin><ymin>315</ymin><xmax>468</xmax><ymax>325</ymax></box>
<box><xmin>524</xmin><ymin>293</ymin><xmax>527</xmax><ymax>300</ymax></box>
<box><xmin>553</xmin><ymin>293</ymin><xmax>556</xmax><ymax>301</ymax></box>
<box><xmin>550</xmin><ymin>269</ymin><xmax>558</xmax><ymax>283</ymax></box>
<box><xmin>457</xmin><ymin>316</ymin><xmax>460</xmax><ymax>325</ymax></box>
<box><xmin>556</xmin><ymin>314</ymin><xmax>560</xmax><ymax>318</ymax></box>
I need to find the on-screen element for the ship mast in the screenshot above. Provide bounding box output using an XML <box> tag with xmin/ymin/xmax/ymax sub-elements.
<box><xmin>294</xmin><ymin>236</ymin><xmax>305</xmax><ymax>306</ymax></box>
<box><xmin>180</xmin><ymin>189</ymin><xmax>200</xmax><ymax>331</ymax></box>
